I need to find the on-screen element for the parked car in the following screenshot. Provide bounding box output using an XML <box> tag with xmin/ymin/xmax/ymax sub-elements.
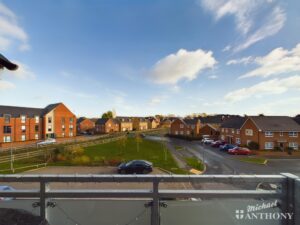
<box><xmin>202</xmin><ymin>138</ymin><xmax>214</xmax><ymax>144</ymax></box>
<box><xmin>37</xmin><ymin>138</ymin><xmax>56</xmax><ymax>147</ymax></box>
<box><xmin>219</xmin><ymin>144</ymin><xmax>236</xmax><ymax>151</ymax></box>
<box><xmin>0</xmin><ymin>185</ymin><xmax>15</xmax><ymax>201</ymax></box>
<box><xmin>211</xmin><ymin>140</ymin><xmax>226</xmax><ymax>148</ymax></box>
<box><xmin>118</xmin><ymin>160</ymin><xmax>153</xmax><ymax>174</ymax></box>
<box><xmin>228</xmin><ymin>147</ymin><xmax>251</xmax><ymax>155</ymax></box>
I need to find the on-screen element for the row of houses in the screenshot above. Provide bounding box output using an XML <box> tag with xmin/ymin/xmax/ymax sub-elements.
<box><xmin>170</xmin><ymin>115</ymin><xmax>300</xmax><ymax>151</ymax></box>
<box><xmin>77</xmin><ymin>117</ymin><xmax>160</xmax><ymax>134</ymax></box>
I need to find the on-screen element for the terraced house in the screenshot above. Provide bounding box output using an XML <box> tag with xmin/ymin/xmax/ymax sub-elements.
<box><xmin>0</xmin><ymin>103</ymin><xmax>76</xmax><ymax>147</ymax></box>
<box><xmin>95</xmin><ymin>118</ymin><xmax>119</xmax><ymax>134</ymax></box>
<box><xmin>132</xmin><ymin>117</ymin><xmax>148</xmax><ymax>131</ymax></box>
<box><xmin>116</xmin><ymin>117</ymin><xmax>133</xmax><ymax>132</ymax></box>
<box><xmin>239</xmin><ymin>116</ymin><xmax>300</xmax><ymax>151</ymax></box>
<box><xmin>76</xmin><ymin>117</ymin><xmax>95</xmax><ymax>134</ymax></box>
<box><xmin>170</xmin><ymin>118</ymin><xmax>200</xmax><ymax>137</ymax></box>
<box><xmin>220</xmin><ymin>117</ymin><xmax>247</xmax><ymax>145</ymax></box>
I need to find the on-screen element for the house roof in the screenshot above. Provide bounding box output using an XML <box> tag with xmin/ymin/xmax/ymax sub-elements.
<box><xmin>42</xmin><ymin>103</ymin><xmax>61</xmax><ymax>115</ymax></box>
<box><xmin>77</xmin><ymin>117</ymin><xmax>86</xmax><ymax>124</ymax></box>
<box><xmin>294</xmin><ymin>116</ymin><xmax>300</xmax><ymax>125</ymax></box>
<box><xmin>116</xmin><ymin>116</ymin><xmax>132</xmax><ymax>122</ymax></box>
<box><xmin>199</xmin><ymin>114</ymin><xmax>239</xmax><ymax>124</ymax></box>
<box><xmin>183</xmin><ymin>118</ymin><xmax>199</xmax><ymax>125</ymax></box>
<box><xmin>248</xmin><ymin>116</ymin><xmax>300</xmax><ymax>132</ymax></box>
<box><xmin>0</xmin><ymin>105</ymin><xmax>43</xmax><ymax>118</ymax></box>
<box><xmin>95</xmin><ymin>118</ymin><xmax>119</xmax><ymax>125</ymax></box>
<box><xmin>220</xmin><ymin>117</ymin><xmax>246</xmax><ymax>129</ymax></box>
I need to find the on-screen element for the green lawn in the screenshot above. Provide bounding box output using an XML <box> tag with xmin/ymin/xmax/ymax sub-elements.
<box><xmin>83</xmin><ymin>137</ymin><xmax>185</xmax><ymax>173</ymax></box>
<box><xmin>238</xmin><ymin>157</ymin><xmax>267</xmax><ymax>165</ymax></box>
<box><xmin>184</xmin><ymin>157</ymin><xmax>205</xmax><ymax>171</ymax></box>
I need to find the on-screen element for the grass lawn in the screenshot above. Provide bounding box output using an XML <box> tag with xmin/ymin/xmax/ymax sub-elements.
<box><xmin>83</xmin><ymin>137</ymin><xmax>186</xmax><ymax>174</ymax></box>
<box><xmin>238</xmin><ymin>157</ymin><xmax>267</xmax><ymax>165</ymax></box>
<box><xmin>184</xmin><ymin>157</ymin><xmax>205</xmax><ymax>171</ymax></box>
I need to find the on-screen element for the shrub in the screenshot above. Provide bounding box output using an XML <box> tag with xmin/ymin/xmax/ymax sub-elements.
<box><xmin>71</xmin><ymin>155</ymin><xmax>91</xmax><ymax>165</ymax></box>
<box><xmin>286</xmin><ymin>147</ymin><xmax>293</xmax><ymax>155</ymax></box>
<box><xmin>247</xmin><ymin>141</ymin><xmax>259</xmax><ymax>150</ymax></box>
<box><xmin>273</xmin><ymin>146</ymin><xmax>282</xmax><ymax>152</ymax></box>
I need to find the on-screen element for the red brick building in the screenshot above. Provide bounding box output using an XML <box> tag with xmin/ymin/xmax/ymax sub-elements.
<box><xmin>0</xmin><ymin>103</ymin><xmax>76</xmax><ymax>147</ymax></box>
<box><xmin>170</xmin><ymin>118</ymin><xmax>200</xmax><ymax>137</ymax></box>
<box><xmin>95</xmin><ymin>118</ymin><xmax>120</xmax><ymax>134</ymax></box>
<box><xmin>220</xmin><ymin>117</ymin><xmax>246</xmax><ymax>145</ymax></box>
<box><xmin>199</xmin><ymin>124</ymin><xmax>219</xmax><ymax>139</ymax></box>
<box><xmin>77</xmin><ymin>117</ymin><xmax>95</xmax><ymax>134</ymax></box>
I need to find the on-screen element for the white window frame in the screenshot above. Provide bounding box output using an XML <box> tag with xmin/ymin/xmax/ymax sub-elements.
<box><xmin>21</xmin><ymin>134</ymin><xmax>26</xmax><ymax>141</ymax></box>
<box><xmin>280</xmin><ymin>132</ymin><xmax>284</xmax><ymax>137</ymax></box>
<box><xmin>236</xmin><ymin>138</ymin><xmax>241</xmax><ymax>144</ymax></box>
<box><xmin>35</xmin><ymin>134</ymin><xmax>39</xmax><ymax>140</ymax></box>
<box><xmin>245</xmin><ymin>129</ymin><xmax>253</xmax><ymax>136</ymax></box>
<box><xmin>69</xmin><ymin>132</ymin><xmax>73</xmax><ymax>137</ymax></box>
<box><xmin>288</xmin><ymin>132</ymin><xmax>298</xmax><ymax>137</ymax></box>
<box><xmin>265</xmin><ymin>131</ymin><xmax>273</xmax><ymax>137</ymax></box>
<box><xmin>48</xmin><ymin>125</ymin><xmax>52</xmax><ymax>132</ymax></box>
<box><xmin>21</xmin><ymin>125</ymin><xmax>26</xmax><ymax>132</ymax></box>
<box><xmin>289</xmin><ymin>142</ymin><xmax>298</xmax><ymax>150</ymax></box>
<box><xmin>3</xmin><ymin>136</ymin><xmax>11</xmax><ymax>143</ymax></box>
<box><xmin>35</xmin><ymin>116</ymin><xmax>39</xmax><ymax>123</ymax></box>
<box><xmin>265</xmin><ymin>142</ymin><xmax>274</xmax><ymax>150</ymax></box>
<box><xmin>21</xmin><ymin>115</ymin><xmax>26</xmax><ymax>123</ymax></box>
<box><xmin>236</xmin><ymin>129</ymin><xmax>240</xmax><ymax>135</ymax></box>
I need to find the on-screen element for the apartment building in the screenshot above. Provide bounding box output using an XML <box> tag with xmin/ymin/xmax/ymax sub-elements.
<box><xmin>116</xmin><ymin>117</ymin><xmax>133</xmax><ymax>132</ymax></box>
<box><xmin>170</xmin><ymin>118</ymin><xmax>200</xmax><ymax>137</ymax></box>
<box><xmin>239</xmin><ymin>116</ymin><xmax>300</xmax><ymax>150</ymax></box>
<box><xmin>132</xmin><ymin>118</ymin><xmax>148</xmax><ymax>131</ymax></box>
<box><xmin>220</xmin><ymin>117</ymin><xmax>246</xmax><ymax>145</ymax></box>
<box><xmin>95</xmin><ymin>118</ymin><xmax>119</xmax><ymax>134</ymax></box>
<box><xmin>77</xmin><ymin>117</ymin><xmax>95</xmax><ymax>134</ymax></box>
<box><xmin>0</xmin><ymin>103</ymin><xmax>76</xmax><ymax>147</ymax></box>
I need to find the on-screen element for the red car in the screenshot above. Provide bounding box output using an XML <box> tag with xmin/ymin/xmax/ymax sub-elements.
<box><xmin>228</xmin><ymin>147</ymin><xmax>251</xmax><ymax>155</ymax></box>
<box><xmin>211</xmin><ymin>140</ymin><xmax>226</xmax><ymax>148</ymax></box>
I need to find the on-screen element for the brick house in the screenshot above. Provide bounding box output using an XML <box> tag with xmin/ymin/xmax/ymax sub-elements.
<box><xmin>199</xmin><ymin>124</ymin><xmax>219</xmax><ymax>139</ymax></box>
<box><xmin>116</xmin><ymin>117</ymin><xmax>133</xmax><ymax>132</ymax></box>
<box><xmin>220</xmin><ymin>117</ymin><xmax>246</xmax><ymax>145</ymax></box>
<box><xmin>95</xmin><ymin>118</ymin><xmax>119</xmax><ymax>134</ymax></box>
<box><xmin>132</xmin><ymin>118</ymin><xmax>148</xmax><ymax>131</ymax></box>
<box><xmin>159</xmin><ymin>118</ymin><xmax>172</xmax><ymax>128</ymax></box>
<box><xmin>170</xmin><ymin>118</ymin><xmax>200</xmax><ymax>137</ymax></box>
<box><xmin>147</xmin><ymin>118</ymin><xmax>159</xmax><ymax>129</ymax></box>
<box><xmin>77</xmin><ymin>117</ymin><xmax>95</xmax><ymax>134</ymax></box>
<box><xmin>0</xmin><ymin>103</ymin><xmax>76</xmax><ymax>147</ymax></box>
<box><xmin>239</xmin><ymin>116</ymin><xmax>300</xmax><ymax>150</ymax></box>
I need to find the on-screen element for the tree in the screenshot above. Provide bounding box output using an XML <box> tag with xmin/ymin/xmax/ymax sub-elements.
<box><xmin>101</xmin><ymin>111</ymin><xmax>113</xmax><ymax>119</ymax></box>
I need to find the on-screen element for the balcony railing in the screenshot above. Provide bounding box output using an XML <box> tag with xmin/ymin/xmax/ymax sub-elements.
<box><xmin>0</xmin><ymin>174</ymin><xmax>299</xmax><ymax>225</ymax></box>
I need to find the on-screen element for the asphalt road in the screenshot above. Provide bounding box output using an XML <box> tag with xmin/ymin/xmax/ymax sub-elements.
<box><xmin>168</xmin><ymin>138</ymin><xmax>300</xmax><ymax>177</ymax></box>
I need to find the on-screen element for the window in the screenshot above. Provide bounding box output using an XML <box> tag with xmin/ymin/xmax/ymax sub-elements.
<box><xmin>289</xmin><ymin>142</ymin><xmax>298</xmax><ymax>150</ymax></box>
<box><xmin>221</xmin><ymin>135</ymin><xmax>225</xmax><ymax>140</ymax></box>
<box><xmin>35</xmin><ymin>116</ymin><xmax>39</xmax><ymax>123</ymax></box>
<box><xmin>3</xmin><ymin>136</ymin><xmax>11</xmax><ymax>143</ymax></box>
<box><xmin>236</xmin><ymin>129</ymin><xmax>240</xmax><ymax>135</ymax></box>
<box><xmin>48</xmin><ymin>125</ymin><xmax>52</xmax><ymax>132</ymax></box>
<box><xmin>265</xmin><ymin>131</ymin><xmax>273</xmax><ymax>137</ymax></box>
<box><xmin>21</xmin><ymin>125</ymin><xmax>26</xmax><ymax>132</ymax></box>
<box><xmin>280</xmin><ymin>132</ymin><xmax>284</xmax><ymax>136</ymax></box>
<box><xmin>4</xmin><ymin>114</ymin><xmax>11</xmax><ymax>123</ymax></box>
<box><xmin>236</xmin><ymin>138</ymin><xmax>241</xmax><ymax>144</ymax></box>
<box><xmin>21</xmin><ymin>115</ymin><xmax>26</xmax><ymax>123</ymax></box>
<box><xmin>232</xmin><ymin>129</ymin><xmax>234</xmax><ymax>134</ymax></box>
<box><xmin>35</xmin><ymin>134</ymin><xmax>39</xmax><ymax>140</ymax></box>
<box><xmin>62</xmin><ymin>127</ymin><xmax>65</xmax><ymax>132</ymax></box>
<box><xmin>69</xmin><ymin>124</ymin><xmax>73</xmax><ymax>129</ymax></box>
<box><xmin>70</xmin><ymin>117</ymin><xmax>74</xmax><ymax>123</ymax></box>
<box><xmin>62</xmin><ymin>133</ymin><xmax>65</xmax><ymax>137</ymax></box>
<box><xmin>48</xmin><ymin>117</ymin><xmax>52</xmax><ymax>123</ymax></box>
<box><xmin>3</xmin><ymin>126</ymin><xmax>11</xmax><ymax>134</ymax></box>
<box><xmin>21</xmin><ymin>134</ymin><xmax>26</xmax><ymax>141</ymax></box>
<box><xmin>175</xmin><ymin>131</ymin><xmax>178</xmax><ymax>135</ymax></box>
<box><xmin>69</xmin><ymin>132</ymin><xmax>73</xmax><ymax>137</ymax></box>
<box><xmin>221</xmin><ymin>128</ymin><xmax>224</xmax><ymax>133</ymax></box>
<box><xmin>288</xmin><ymin>132</ymin><xmax>298</xmax><ymax>137</ymax></box>
<box><xmin>245</xmin><ymin>129</ymin><xmax>253</xmax><ymax>136</ymax></box>
<box><xmin>35</xmin><ymin>125</ymin><xmax>39</xmax><ymax>132</ymax></box>
<box><xmin>186</xmin><ymin>131</ymin><xmax>190</xmax><ymax>135</ymax></box>
<box><xmin>180</xmin><ymin>131</ymin><xmax>184</xmax><ymax>135</ymax></box>
<box><xmin>180</xmin><ymin>124</ymin><xmax>184</xmax><ymax>128</ymax></box>
<box><xmin>265</xmin><ymin>142</ymin><xmax>274</xmax><ymax>150</ymax></box>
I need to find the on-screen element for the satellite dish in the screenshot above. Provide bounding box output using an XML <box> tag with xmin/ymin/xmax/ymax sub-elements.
<box><xmin>0</xmin><ymin>53</ymin><xmax>18</xmax><ymax>70</ymax></box>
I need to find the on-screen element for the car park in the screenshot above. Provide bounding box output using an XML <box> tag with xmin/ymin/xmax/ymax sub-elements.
<box><xmin>118</xmin><ymin>160</ymin><xmax>153</xmax><ymax>174</ymax></box>
<box><xmin>219</xmin><ymin>144</ymin><xmax>236</xmax><ymax>151</ymax></box>
<box><xmin>228</xmin><ymin>147</ymin><xmax>251</xmax><ymax>155</ymax></box>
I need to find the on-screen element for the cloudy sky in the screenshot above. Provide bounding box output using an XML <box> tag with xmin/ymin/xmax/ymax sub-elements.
<box><xmin>0</xmin><ymin>0</ymin><xmax>299</xmax><ymax>117</ymax></box>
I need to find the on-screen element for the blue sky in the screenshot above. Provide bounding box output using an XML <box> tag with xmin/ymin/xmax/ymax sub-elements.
<box><xmin>0</xmin><ymin>0</ymin><xmax>300</xmax><ymax>117</ymax></box>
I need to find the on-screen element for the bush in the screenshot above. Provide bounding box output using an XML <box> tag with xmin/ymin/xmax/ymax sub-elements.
<box><xmin>247</xmin><ymin>141</ymin><xmax>259</xmax><ymax>150</ymax></box>
<box><xmin>286</xmin><ymin>147</ymin><xmax>293</xmax><ymax>155</ymax></box>
<box><xmin>71</xmin><ymin>155</ymin><xmax>91</xmax><ymax>165</ymax></box>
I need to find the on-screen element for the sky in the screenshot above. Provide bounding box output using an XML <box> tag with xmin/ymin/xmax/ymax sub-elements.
<box><xmin>0</xmin><ymin>0</ymin><xmax>300</xmax><ymax>117</ymax></box>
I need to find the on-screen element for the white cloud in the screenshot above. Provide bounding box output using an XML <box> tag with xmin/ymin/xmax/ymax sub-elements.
<box><xmin>0</xmin><ymin>2</ymin><xmax>29</xmax><ymax>51</ymax></box>
<box><xmin>222</xmin><ymin>45</ymin><xmax>231</xmax><ymax>52</ymax></box>
<box><xmin>227</xmin><ymin>56</ymin><xmax>254</xmax><ymax>65</ymax></box>
<box><xmin>0</xmin><ymin>80</ymin><xmax>15</xmax><ymax>90</ymax></box>
<box><xmin>148</xmin><ymin>95</ymin><xmax>168</xmax><ymax>106</ymax></box>
<box><xmin>239</xmin><ymin>43</ymin><xmax>300</xmax><ymax>79</ymax></box>
<box><xmin>149</xmin><ymin>49</ymin><xmax>217</xmax><ymax>84</ymax></box>
<box><xmin>208</xmin><ymin>75</ymin><xmax>218</xmax><ymax>79</ymax></box>
<box><xmin>225</xmin><ymin>75</ymin><xmax>300</xmax><ymax>102</ymax></box>
<box><xmin>200</xmin><ymin>0</ymin><xmax>286</xmax><ymax>51</ymax></box>
<box><xmin>233</xmin><ymin>6</ymin><xmax>286</xmax><ymax>52</ymax></box>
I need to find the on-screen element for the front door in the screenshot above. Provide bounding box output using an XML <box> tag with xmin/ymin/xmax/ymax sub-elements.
<box><xmin>279</xmin><ymin>142</ymin><xmax>284</xmax><ymax>151</ymax></box>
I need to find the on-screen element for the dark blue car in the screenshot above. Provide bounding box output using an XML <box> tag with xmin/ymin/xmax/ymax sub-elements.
<box><xmin>220</xmin><ymin>144</ymin><xmax>236</xmax><ymax>152</ymax></box>
<box><xmin>118</xmin><ymin>160</ymin><xmax>153</xmax><ymax>174</ymax></box>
